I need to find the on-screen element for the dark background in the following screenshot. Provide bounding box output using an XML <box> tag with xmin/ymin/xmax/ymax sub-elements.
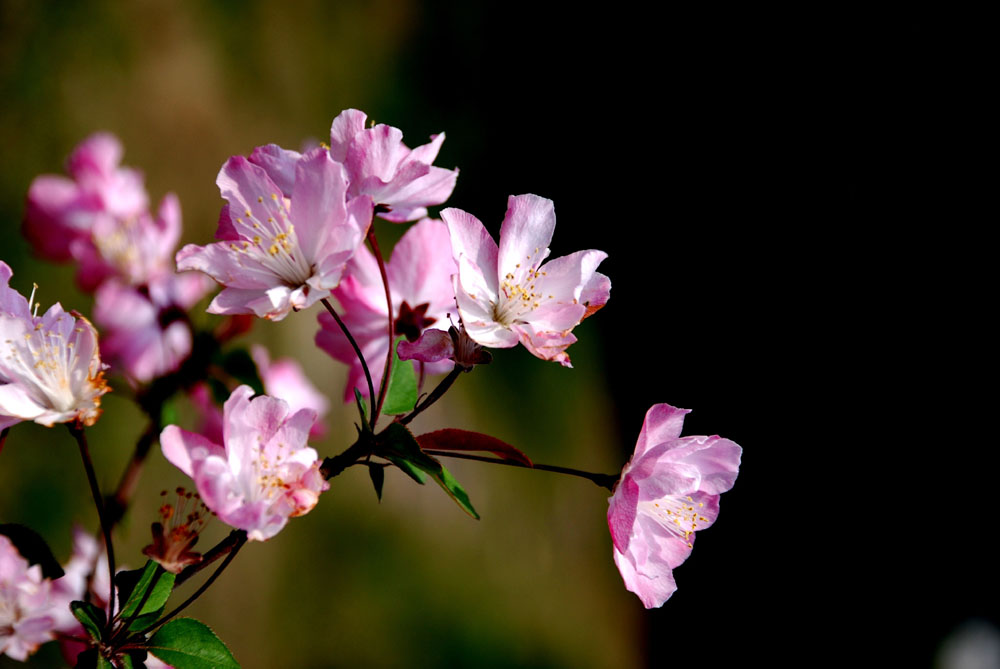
<box><xmin>1</xmin><ymin>2</ymin><xmax>991</xmax><ymax>667</ymax></box>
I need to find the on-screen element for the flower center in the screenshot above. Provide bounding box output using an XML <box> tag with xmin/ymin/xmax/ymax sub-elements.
<box><xmin>494</xmin><ymin>259</ymin><xmax>551</xmax><ymax>327</ymax></box>
<box><xmin>229</xmin><ymin>197</ymin><xmax>313</xmax><ymax>286</ymax></box>
<box><xmin>638</xmin><ymin>495</ymin><xmax>711</xmax><ymax>549</ymax></box>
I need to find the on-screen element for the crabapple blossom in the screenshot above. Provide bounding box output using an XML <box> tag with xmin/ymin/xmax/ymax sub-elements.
<box><xmin>22</xmin><ymin>133</ymin><xmax>148</xmax><ymax>264</ymax></box>
<box><xmin>93</xmin><ymin>272</ymin><xmax>211</xmax><ymax>384</ymax></box>
<box><xmin>161</xmin><ymin>385</ymin><xmax>328</xmax><ymax>541</ymax></box>
<box><xmin>0</xmin><ymin>262</ymin><xmax>109</xmax><ymax>429</ymax></box>
<box><xmin>251</xmin><ymin>345</ymin><xmax>329</xmax><ymax>438</ymax></box>
<box><xmin>328</xmin><ymin>109</ymin><xmax>458</xmax><ymax>222</ymax></box>
<box><xmin>0</xmin><ymin>536</ymin><xmax>59</xmax><ymax>662</ymax></box>
<box><xmin>316</xmin><ymin>218</ymin><xmax>457</xmax><ymax>401</ymax></box>
<box><xmin>608</xmin><ymin>404</ymin><xmax>742</xmax><ymax>608</ymax></box>
<box><xmin>442</xmin><ymin>194</ymin><xmax>610</xmax><ymax>367</ymax></box>
<box><xmin>176</xmin><ymin>147</ymin><xmax>373</xmax><ymax>320</ymax></box>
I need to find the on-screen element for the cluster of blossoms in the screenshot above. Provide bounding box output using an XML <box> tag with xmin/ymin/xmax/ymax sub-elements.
<box><xmin>1</xmin><ymin>109</ymin><xmax>741</xmax><ymax>664</ymax></box>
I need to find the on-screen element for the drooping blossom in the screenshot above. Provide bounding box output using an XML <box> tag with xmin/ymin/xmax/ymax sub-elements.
<box><xmin>93</xmin><ymin>272</ymin><xmax>211</xmax><ymax>384</ymax></box>
<box><xmin>397</xmin><ymin>324</ymin><xmax>492</xmax><ymax>372</ymax></box>
<box><xmin>161</xmin><ymin>385</ymin><xmax>328</xmax><ymax>541</ymax></box>
<box><xmin>316</xmin><ymin>218</ymin><xmax>457</xmax><ymax>401</ymax></box>
<box><xmin>0</xmin><ymin>262</ymin><xmax>109</xmax><ymax>430</ymax></box>
<box><xmin>176</xmin><ymin>148</ymin><xmax>373</xmax><ymax>320</ymax></box>
<box><xmin>327</xmin><ymin>109</ymin><xmax>458</xmax><ymax>222</ymax></box>
<box><xmin>442</xmin><ymin>194</ymin><xmax>610</xmax><ymax>367</ymax></box>
<box><xmin>23</xmin><ymin>133</ymin><xmax>148</xmax><ymax>264</ymax></box>
<box><xmin>607</xmin><ymin>404</ymin><xmax>742</xmax><ymax>608</ymax></box>
<box><xmin>0</xmin><ymin>535</ymin><xmax>59</xmax><ymax>661</ymax></box>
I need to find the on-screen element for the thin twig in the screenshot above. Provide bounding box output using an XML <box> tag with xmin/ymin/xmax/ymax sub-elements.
<box><xmin>399</xmin><ymin>366</ymin><xmax>462</xmax><ymax>425</ymax></box>
<box><xmin>142</xmin><ymin>532</ymin><xmax>247</xmax><ymax>635</ymax></box>
<box><xmin>422</xmin><ymin>450</ymin><xmax>620</xmax><ymax>491</ymax></box>
<box><xmin>69</xmin><ymin>424</ymin><xmax>118</xmax><ymax>632</ymax></box>
<box><xmin>174</xmin><ymin>529</ymin><xmax>246</xmax><ymax>587</ymax></box>
<box><xmin>366</xmin><ymin>226</ymin><xmax>394</xmax><ymax>427</ymax></box>
<box><xmin>320</xmin><ymin>298</ymin><xmax>377</xmax><ymax>424</ymax></box>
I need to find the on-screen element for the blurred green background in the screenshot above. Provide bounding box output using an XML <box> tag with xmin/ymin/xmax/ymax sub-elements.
<box><xmin>0</xmin><ymin>2</ymin><xmax>638</xmax><ymax>667</ymax></box>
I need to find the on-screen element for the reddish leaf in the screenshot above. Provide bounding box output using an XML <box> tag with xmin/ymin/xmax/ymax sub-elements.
<box><xmin>416</xmin><ymin>429</ymin><xmax>533</xmax><ymax>466</ymax></box>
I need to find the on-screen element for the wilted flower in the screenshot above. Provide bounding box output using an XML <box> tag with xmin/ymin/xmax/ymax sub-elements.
<box><xmin>608</xmin><ymin>404</ymin><xmax>742</xmax><ymax>608</ymax></box>
<box><xmin>327</xmin><ymin>109</ymin><xmax>458</xmax><ymax>222</ymax></box>
<box><xmin>316</xmin><ymin>218</ymin><xmax>457</xmax><ymax>401</ymax></box>
<box><xmin>0</xmin><ymin>262</ymin><xmax>109</xmax><ymax>430</ymax></box>
<box><xmin>142</xmin><ymin>488</ymin><xmax>209</xmax><ymax>574</ymax></box>
<box><xmin>176</xmin><ymin>148</ymin><xmax>373</xmax><ymax>320</ymax></box>
<box><xmin>442</xmin><ymin>194</ymin><xmax>610</xmax><ymax>366</ymax></box>
<box><xmin>161</xmin><ymin>385</ymin><xmax>328</xmax><ymax>541</ymax></box>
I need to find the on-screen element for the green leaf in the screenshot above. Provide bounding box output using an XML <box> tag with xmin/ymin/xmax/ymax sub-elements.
<box><xmin>384</xmin><ymin>455</ymin><xmax>427</xmax><ymax>484</ymax></box>
<box><xmin>354</xmin><ymin>388</ymin><xmax>369</xmax><ymax>426</ymax></box>
<box><xmin>216</xmin><ymin>348</ymin><xmax>264</xmax><ymax>395</ymax></box>
<box><xmin>368</xmin><ymin>463</ymin><xmax>385</xmax><ymax>501</ymax></box>
<box><xmin>382</xmin><ymin>339</ymin><xmax>417</xmax><ymax>415</ymax></box>
<box><xmin>127</xmin><ymin>607</ymin><xmax>165</xmax><ymax>632</ymax></box>
<box><xmin>147</xmin><ymin>618</ymin><xmax>240</xmax><ymax>669</ymax></box>
<box><xmin>71</xmin><ymin>600</ymin><xmax>105</xmax><ymax>642</ymax></box>
<box><xmin>160</xmin><ymin>397</ymin><xmax>179</xmax><ymax>428</ymax></box>
<box><xmin>119</xmin><ymin>653</ymin><xmax>135</xmax><ymax>669</ymax></box>
<box><xmin>377</xmin><ymin>423</ymin><xmax>479</xmax><ymax>519</ymax></box>
<box><xmin>119</xmin><ymin>561</ymin><xmax>175</xmax><ymax>621</ymax></box>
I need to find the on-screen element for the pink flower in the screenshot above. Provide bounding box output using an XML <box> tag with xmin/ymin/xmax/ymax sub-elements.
<box><xmin>160</xmin><ymin>385</ymin><xmax>329</xmax><ymax>541</ymax></box>
<box><xmin>0</xmin><ymin>262</ymin><xmax>109</xmax><ymax>430</ymax></box>
<box><xmin>316</xmin><ymin>217</ymin><xmax>457</xmax><ymax>401</ymax></box>
<box><xmin>608</xmin><ymin>404</ymin><xmax>742</xmax><ymax>608</ymax></box>
<box><xmin>93</xmin><ymin>273</ymin><xmax>211</xmax><ymax>384</ymax></box>
<box><xmin>0</xmin><ymin>535</ymin><xmax>59</xmax><ymax>661</ymax></box>
<box><xmin>251</xmin><ymin>345</ymin><xmax>329</xmax><ymax>438</ymax></box>
<box><xmin>70</xmin><ymin>192</ymin><xmax>183</xmax><ymax>291</ymax></box>
<box><xmin>176</xmin><ymin>148</ymin><xmax>373</xmax><ymax>321</ymax></box>
<box><xmin>23</xmin><ymin>133</ymin><xmax>148</xmax><ymax>264</ymax></box>
<box><xmin>442</xmin><ymin>194</ymin><xmax>610</xmax><ymax>367</ymax></box>
<box><xmin>328</xmin><ymin>109</ymin><xmax>458</xmax><ymax>222</ymax></box>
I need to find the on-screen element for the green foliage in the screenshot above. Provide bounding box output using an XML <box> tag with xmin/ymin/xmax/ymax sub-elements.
<box><xmin>382</xmin><ymin>339</ymin><xmax>417</xmax><ymax>415</ymax></box>
<box><xmin>71</xmin><ymin>600</ymin><xmax>106</xmax><ymax>641</ymax></box>
<box><xmin>378</xmin><ymin>423</ymin><xmax>479</xmax><ymax>519</ymax></box>
<box><xmin>119</xmin><ymin>561</ymin><xmax>175</xmax><ymax>619</ymax></box>
<box><xmin>147</xmin><ymin>618</ymin><xmax>240</xmax><ymax>669</ymax></box>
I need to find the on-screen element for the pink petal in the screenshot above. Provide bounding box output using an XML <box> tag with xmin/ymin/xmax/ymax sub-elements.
<box><xmin>249</xmin><ymin>143</ymin><xmax>303</xmax><ymax>198</ymax></box>
<box><xmin>160</xmin><ymin>425</ymin><xmax>225</xmax><ymax>478</ymax></box>
<box><xmin>329</xmin><ymin>109</ymin><xmax>368</xmax><ymax>163</ymax></box>
<box><xmin>497</xmin><ymin>194</ymin><xmax>556</xmax><ymax>282</ymax></box>
<box><xmin>633</xmin><ymin>403</ymin><xmax>691</xmax><ymax>460</ymax></box>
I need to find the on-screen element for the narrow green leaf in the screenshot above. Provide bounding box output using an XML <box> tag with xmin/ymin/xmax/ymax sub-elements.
<box><xmin>377</xmin><ymin>423</ymin><xmax>479</xmax><ymax>518</ymax></box>
<box><xmin>71</xmin><ymin>600</ymin><xmax>105</xmax><ymax>642</ymax></box>
<box><xmin>160</xmin><ymin>398</ymin><xmax>179</xmax><ymax>428</ymax></box>
<box><xmin>118</xmin><ymin>653</ymin><xmax>134</xmax><ymax>669</ymax></box>
<box><xmin>382</xmin><ymin>339</ymin><xmax>417</xmax><ymax>415</ymax></box>
<box><xmin>127</xmin><ymin>607</ymin><xmax>164</xmax><ymax>632</ymax></box>
<box><xmin>435</xmin><ymin>464</ymin><xmax>480</xmax><ymax>520</ymax></box>
<box><xmin>368</xmin><ymin>463</ymin><xmax>385</xmax><ymax>501</ymax></box>
<box><xmin>119</xmin><ymin>561</ymin><xmax>175</xmax><ymax>620</ymax></box>
<box><xmin>385</xmin><ymin>455</ymin><xmax>427</xmax><ymax>484</ymax></box>
<box><xmin>354</xmin><ymin>388</ymin><xmax>368</xmax><ymax>425</ymax></box>
<box><xmin>147</xmin><ymin>618</ymin><xmax>239</xmax><ymax>669</ymax></box>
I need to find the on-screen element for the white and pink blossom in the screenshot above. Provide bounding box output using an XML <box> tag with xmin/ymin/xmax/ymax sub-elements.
<box><xmin>442</xmin><ymin>194</ymin><xmax>609</xmax><ymax>367</ymax></box>
<box><xmin>177</xmin><ymin>148</ymin><xmax>373</xmax><ymax>321</ymax></box>
<box><xmin>0</xmin><ymin>262</ymin><xmax>109</xmax><ymax>430</ymax></box>
<box><xmin>0</xmin><ymin>536</ymin><xmax>59</xmax><ymax>661</ymax></box>
<box><xmin>608</xmin><ymin>404</ymin><xmax>742</xmax><ymax>608</ymax></box>
<box><xmin>93</xmin><ymin>273</ymin><xmax>211</xmax><ymax>384</ymax></box>
<box><xmin>316</xmin><ymin>218</ymin><xmax>457</xmax><ymax>401</ymax></box>
<box><xmin>161</xmin><ymin>385</ymin><xmax>328</xmax><ymax>541</ymax></box>
<box><xmin>328</xmin><ymin>109</ymin><xmax>458</xmax><ymax>222</ymax></box>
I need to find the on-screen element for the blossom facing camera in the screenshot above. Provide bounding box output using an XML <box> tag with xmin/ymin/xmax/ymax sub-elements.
<box><xmin>608</xmin><ymin>404</ymin><xmax>741</xmax><ymax>608</ymax></box>
<box><xmin>442</xmin><ymin>194</ymin><xmax>610</xmax><ymax>367</ymax></box>
<box><xmin>176</xmin><ymin>147</ymin><xmax>373</xmax><ymax>321</ymax></box>
<box><xmin>328</xmin><ymin>109</ymin><xmax>459</xmax><ymax>222</ymax></box>
<box><xmin>160</xmin><ymin>385</ymin><xmax>329</xmax><ymax>541</ymax></box>
<box><xmin>0</xmin><ymin>262</ymin><xmax>109</xmax><ymax>430</ymax></box>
